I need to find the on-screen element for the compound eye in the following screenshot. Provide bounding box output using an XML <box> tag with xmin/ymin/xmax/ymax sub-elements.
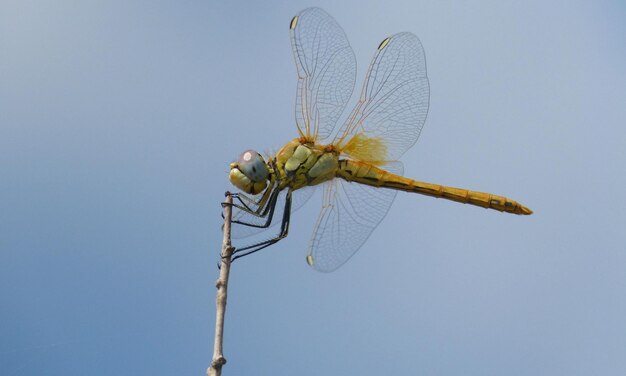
<box><xmin>237</xmin><ymin>150</ymin><xmax>268</xmax><ymax>182</ymax></box>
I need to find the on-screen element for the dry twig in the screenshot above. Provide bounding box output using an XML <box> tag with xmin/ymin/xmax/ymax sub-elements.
<box><xmin>207</xmin><ymin>193</ymin><xmax>234</xmax><ymax>376</ymax></box>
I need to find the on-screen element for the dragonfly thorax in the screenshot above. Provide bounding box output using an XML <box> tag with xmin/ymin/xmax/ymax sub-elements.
<box><xmin>276</xmin><ymin>139</ymin><xmax>339</xmax><ymax>190</ymax></box>
<box><xmin>229</xmin><ymin>150</ymin><xmax>269</xmax><ymax>195</ymax></box>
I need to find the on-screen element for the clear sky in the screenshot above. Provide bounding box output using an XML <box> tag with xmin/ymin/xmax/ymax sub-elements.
<box><xmin>2</xmin><ymin>1</ymin><xmax>625</xmax><ymax>375</ymax></box>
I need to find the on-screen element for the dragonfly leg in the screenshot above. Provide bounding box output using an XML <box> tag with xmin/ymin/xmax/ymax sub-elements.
<box><xmin>222</xmin><ymin>180</ymin><xmax>277</xmax><ymax>218</ymax></box>
<box><xmin>222</xmin><ymin>193</ymin><xmax>260</xmax><ymax>215</ymax></box>
<box><xmin>230</xmin><ymin>189</ymin><xmax>293</xmax><ymax>263</ymax></box>
<box><xmin>218</xmin><ymin>187</ymin><xmax>283</xmax><ymax>268</ymax></box>
<box><xmin>226</xmin><ymin>192</ymin><xmax>259</xmax><ymax>212</ymax></box>
<box><xmin>230</xmin><ymin>185</ymin><xmax>282</xmax><ymax>230</ymax></box>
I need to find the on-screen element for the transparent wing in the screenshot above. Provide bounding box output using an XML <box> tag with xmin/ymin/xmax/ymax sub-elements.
<box><xmin>231</xmin><ymin>186</ymin><xmax>315</xmax><ymax>239</ymax></box>
<box><xmin>335</xmin><ymin>32</ymin><xmax>429</xmax><ymax>162</ymax></box>
<box><xmin>290</xmin><ymin>7</ymin><xmax>357</xmax><ymax>142</ymax></box>
<box><xmin>306</xmin><ymin>162</ymin><xmax>404</xmax><ymax>272</ymax></box>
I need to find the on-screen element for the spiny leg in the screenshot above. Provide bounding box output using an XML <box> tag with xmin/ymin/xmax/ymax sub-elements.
<box><xmin>230</xmin><ymin>185</ymin><xmax>282</xmax><ymax>230</ymax></box>
<box><xmin>216</xmin><ymin>187</ymin><xmax>283</xmax><ymax>268</ymax></box>
<box><xmin>222</xmin><ymin>192</ymin><xmax>262</xmax><ymax>215</ymax></box>
<box><xmin>230</xmin><ymin>189</ymin><xmax>293</xmax><ymax>263</ymax></box>
<box><xmin>229</xmin><ymin>191</ymin><xmax>267</xmax><ymax>213</ymax></box>
<box><xmin>217</xmin><ymin>187</ymin><xmax>285</xmax><ymax>269</ymax></box>
<box><xmin>222</xmin><ymin>180</ymin><xmax>276</xmax><ymax>218</ymax></box>
<box><xmin>228</xmin><ymin>192</ymin><xmax>258</xmax><ymax>212</ymax></box>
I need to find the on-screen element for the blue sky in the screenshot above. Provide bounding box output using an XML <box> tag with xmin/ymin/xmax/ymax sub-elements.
<box><xmin>2</xmin><ymin>1</ymin><xmax>626</xmax><ymax>375</ymax></box>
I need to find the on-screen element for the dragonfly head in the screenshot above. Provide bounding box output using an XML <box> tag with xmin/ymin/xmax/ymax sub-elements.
<box><xmin>229</xmin><ymin>150</ymin><xmax>269</xmax><ymax>195</ymax></box>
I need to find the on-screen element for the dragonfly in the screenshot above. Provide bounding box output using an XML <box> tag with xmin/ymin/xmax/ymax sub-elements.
<box><xmin>226</xmin><ymin>7</ymin><xmax>532</xmax><ymax>272</ymax></box>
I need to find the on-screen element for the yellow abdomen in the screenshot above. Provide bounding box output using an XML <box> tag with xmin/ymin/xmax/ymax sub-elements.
<box><xmin>337</xmin><ymin>160</ymin><xmax>532</xmax><ymax>215</ymax></box>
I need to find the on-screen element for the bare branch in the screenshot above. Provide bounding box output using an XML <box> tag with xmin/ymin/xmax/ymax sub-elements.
<box><xmin>208</xmin><ymin>193</ymin><xmax>234</xmax><ymax>376</ymax></box>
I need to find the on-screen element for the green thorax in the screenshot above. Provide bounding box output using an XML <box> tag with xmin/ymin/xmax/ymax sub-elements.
<box><xmin>274</xmin><ymin>139</ymin><xmax>339</xmax><ymax>191</ymax></box>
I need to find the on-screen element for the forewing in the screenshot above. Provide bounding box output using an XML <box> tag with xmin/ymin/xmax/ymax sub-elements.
<box><xmin>307</xmin><ymin>162</ymin><xmax>404</xmax><ymax>272</ymax></box>
<box><xmin>290</xmin><ymin>7</ymin><xmax>357</xmax><ymax>142</ymax></box>
<box><xmin>231</xmin><ymin>187</ymin><xmax>315</xmax><ymax>239</ymax></box>
<box><xmin>335</xmin><ymin>32</ymin><xmax>429</xmax><ymax>162</ymax></box>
